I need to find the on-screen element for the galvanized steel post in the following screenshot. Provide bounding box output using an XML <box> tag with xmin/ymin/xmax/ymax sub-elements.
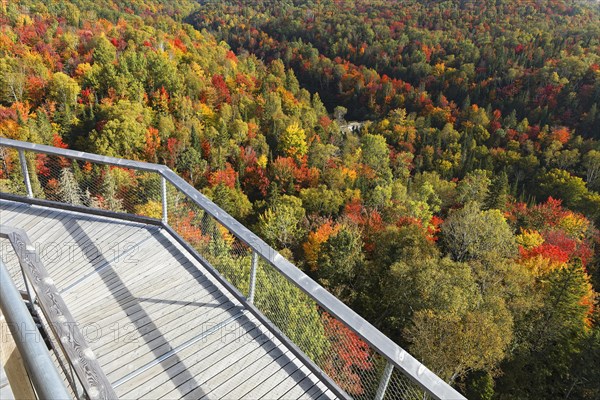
<box><xmin>161</xmin><ymin>175</ymin><xmax>168</xmax><ymax>224</ymax></box>
<box><xmin>375</xmin><ymin>361</ymin><xmax>394</xmax><ymax>400</ymax></box>
<box><xmin>18</xmin><ymin>150</ymin><xmax>33</xmax><ymax>198</ymax></box>
<box><xmin>248</xmin><ymin>251</ymin><xmax>259</xmax><ymax>303</ymax></box>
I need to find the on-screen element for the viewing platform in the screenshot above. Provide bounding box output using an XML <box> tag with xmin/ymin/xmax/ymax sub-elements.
<box><xmin>0</xmin><ymin>138</ymin><xmax>465</xmax><ymax>400</ymax></box>
<box><xmin>1</xmin><ymin>199</ymin><xmax>332</xmax><ymax>398</ymax></box>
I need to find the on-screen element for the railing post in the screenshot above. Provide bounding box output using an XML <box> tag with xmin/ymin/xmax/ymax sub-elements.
<box><xmin>18</xmin><ymin>150</ymin><xmax>33</xmax><ymax>198</ymax></box>
<box><xmin>375</xmin><ymin>361</ymin><xmax>394</xmax><ymax>400</ymax></box>
<box><xmin>248</xmin><ymin>251</ymin><xmax>258</xmax><ymax>303</ymax></box>
<box><xmin>161</xmin><ymin>175</ymin><xmax>168</xmax><ymax>224</ymax></box>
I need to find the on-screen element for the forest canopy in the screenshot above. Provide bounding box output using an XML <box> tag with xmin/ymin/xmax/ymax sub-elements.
<box><xmin>0</xmin><ymin>0</ymin><xmax>599</xmax><ymax>398</ymax></box>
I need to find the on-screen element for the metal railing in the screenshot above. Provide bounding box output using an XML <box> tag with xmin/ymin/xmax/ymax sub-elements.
<box><xmin>0</xmin><ymin>259</ymin><xmax>71</xmax><ymax>400</ymax></box>
<box><xmin>0</xmin><ymin>137</ymin><xmax>466</xmax><ymax>400</ymax></box>
<box><xmin>0</xmin><ymin>226</ymin><xmax>116</xmax><ymax>400</ymax></box>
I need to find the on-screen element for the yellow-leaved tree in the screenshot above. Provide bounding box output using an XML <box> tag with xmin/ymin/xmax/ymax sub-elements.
<box><xmin>280</xmin><ymin>121</ymin><xmax>307</xmax><ymax>160</ymax></box>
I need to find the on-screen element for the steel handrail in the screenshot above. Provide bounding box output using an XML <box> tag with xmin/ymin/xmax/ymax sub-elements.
<box><xmin>0</xmin><ymin>259</ymin><xmax>71</xmax><ymax>400</ymax></box>
<box><xmin>0</xmin><ymin>137</ymin><xmax>465</xmax><ymax>400</ymax></box>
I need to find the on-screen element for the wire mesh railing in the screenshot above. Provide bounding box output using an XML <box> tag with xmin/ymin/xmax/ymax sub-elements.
<box><xmin>385</xmin><ymin>368</ymin><xmax>432</xmax><ymax>400</ymax></box>
<box><xmin>0</xmin><ymin>146</ymin><xmax>26</xmax><ymax>196</ymax></box>
<box><xmin>0</xmin><ymin>137</ymin><xmax>465</xmax><ymax>400</ymax></box>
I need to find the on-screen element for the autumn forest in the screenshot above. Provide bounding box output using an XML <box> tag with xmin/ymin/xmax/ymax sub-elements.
<box><xmin>0</xmin><ymin>0</ymin><xmax>599</xmax><ymax>398</ymax></box>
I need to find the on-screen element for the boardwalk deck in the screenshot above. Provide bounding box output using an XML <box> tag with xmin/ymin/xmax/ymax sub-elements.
<box><xmin>0</xmin><ymin>198</ymin><xmax>335</xmax><ymax>399</ymax></box>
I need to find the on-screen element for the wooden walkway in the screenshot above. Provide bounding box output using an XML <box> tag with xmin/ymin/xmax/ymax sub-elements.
<box><xmin>0</xmin><ymin>198</ymin><xmax>336</xmax><ymax>399</ymax></box>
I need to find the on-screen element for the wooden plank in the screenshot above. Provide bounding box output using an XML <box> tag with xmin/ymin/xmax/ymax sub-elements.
<box><xmin>26</xmin><ymin>216</ymin><xmax>152</xmax><ymax>288</ymax></box>
<box><xmin>97</xmin><ymin>295</ymin><xmax>239</xmax><ymax>363</ymax></box>
<box><xmin>8</xmin><ymin>217</ymin><xmax>156</xmax><ymax>298</ymax></box>
<box><xmin>102</xmin><ymin>225</ymin><xmax>330</xmax><ymax>400</ymax></box>
<box><xmin>117</xmin><ymin>318</ymin><xmax>258</xmax><ymax>398</ymax></box>
<box><xmin>58</xmin><ymin>230</ymin><xmax>171</xmax><ymax>300</ymax></box>
<box><xmin>246</xmin><ymin>358</ymin><xmax>314</xmax><ymax>399</ymax></box>
<box><xmin>2</xmin><ymin>202</ymin><xmax>151</xmax><ymax>255</ymax></box>
<box><xmin>298</xmin><ymin>383</ymin><xmax>331</xmax><ymax>400</ymax></box>
<box><xmin>235</xmin><ymin>352</ymin><xmax>297</xmax><ymax>397</ymax></box>
<box><xmin>0</xmin><ymin>201</ymin><xmax>29</xmax><ymax>224</ymax></box>
<box><xmin>68</xmin><ymin>252</ymin><xmax>222</xmax><ymax>324</ymax></box>
<box><xmin>0</xmin><ymin>205</ymin><xmax>67</xmax><ymax>235</ymax></box>
<box><xmin>100</xmin><ymin>296</ymin><xmax>240</xmax><ymax>378</ymax></box>
<box><xmin>316</xmin><ymin>388</ymin><xmax>336</xmax><ymax>400</ymax></box>
<box><xmin>1</xmin><ymin>199</ymin><xmax>151</xmax><ymax>233</ymax></box>
<box><xmin>267</xmin><ymin>358</ymin><xmax>330</xmax><ymax>399</ymax></box>
<box><xmin>289</xmin><ymin>374</ymin><xmax>330</xmax><ymax>399</ymax></box>
<box><xmin>0</xmin><ymin>206</ymin><xmax>157</xmax><ymax>292</ymax></box>
<box><xmin>13</xmin><ymin>202</ymin><xmax>73</xmax><ymax>223</ymax></box>
<box><xmin>286</xmin><ymin>378</ymin><xmax>319</xmax><ymax>399</ymax></box>
<box><xmin>161</xmin><ymin>336</ymin><xmax>272</xmax><ymax>399</ymax></box>
<box><xmin>199</xmin><ymin>345</ymin><xmax>293</xmax><ymax>399</ymax></box>
<box><xmin>142</xmin><ymin>317</ymin><xmax>267</xmax><ymax>399</ymax></box>
<box><xmin>47</xmin><ymin>223</ymin><xmax>148</xmax><ymax>283</ymax></box>
<box><xmin>161</xmin><ymin>311</ymin><xmax>298</xmax><ymax>399</ymax></box>
<box><xmin>0</xmin><ymin>198</ymin><xmax>22</xmax><ymax>210</ymax></box>
<box><xmin>2</xmin><ymin>227</ymin><xmax>117</xmax><ymax>400</ymax></box>
<box><xmin>83</xmin><ymin>283</ymin><xmax>228</xmax><ymax>358</ymax></box>
<box><xmin>3</xmin><ymin>209</ymin><xmax>96</xmax><ymax>257</ymax></box>
<box><xmin>117</xmin><ymin>316</ymin><xmax>253</xmax><ymax>398</ymax></box>
<box><xmin>2</xmin><ymin>200</ymin><xmax>73</xmax><ymax>226</ymax></box>
<box><xmin>45</xmin><ymin>219</ymin><xmax>155</xmax><ymax>271</ymax></box>
<box><xmin>67</xmin><ymin>263</ymin><xmax>210</xmax><ymax>324</ymax></box>
<box><xmin>66</xmin><ymin>236</ymin><xmax>237</xmax><ymax>320</ymax></box>
<box><xmin>60</xmin><ymin>230</ymin><xmax>186</xmax><ymax>301</ymax></box>
<box><xmin>234</xmin><ymin>345</ymin><xmax>315</xmax><ymax>398</ymax></box>
<box><xmin>81</xmin><ymin>274</ymin><xmax>220</xmax><ymax>332</ymax></box>
<box><xmin>0</xmin><ymin>200</ymin><xmax>42</xmax><ymax>220</ymax></box>
<box><xmin>284</xmin><ymin>373</ymin><xmax>327</xmax><ymax>399</ymax></box>
<box><xmin>63</xmin><ymin>247</ymin><xmax>179</xmax><ymax>307</ymax></box>
<box><xmin>0</xmin><ymin>206</ymin><xmax>106</xmax><ymax>289</ymax></box>
<box><xmin>65</xmin><ymin>258</ymin><xmax>209</xmax><ymax>321</ymax></box>
<box><xmin>194</xmin><ymin>327</ymin><xmax>291</xmax><ymax>398</ymax></box>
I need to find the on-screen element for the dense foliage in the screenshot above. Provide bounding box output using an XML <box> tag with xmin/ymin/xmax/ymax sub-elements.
<box><xmin>1</xmin><ymin>0</ymin><xmax>599</xmax><ymax>398</ymax></box>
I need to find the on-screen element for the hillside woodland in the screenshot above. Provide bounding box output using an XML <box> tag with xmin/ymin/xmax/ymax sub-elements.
<box><xmin>0</xmin><ymin>0</ymin><xmax>599</xmax><ymax>398</ymax></box>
